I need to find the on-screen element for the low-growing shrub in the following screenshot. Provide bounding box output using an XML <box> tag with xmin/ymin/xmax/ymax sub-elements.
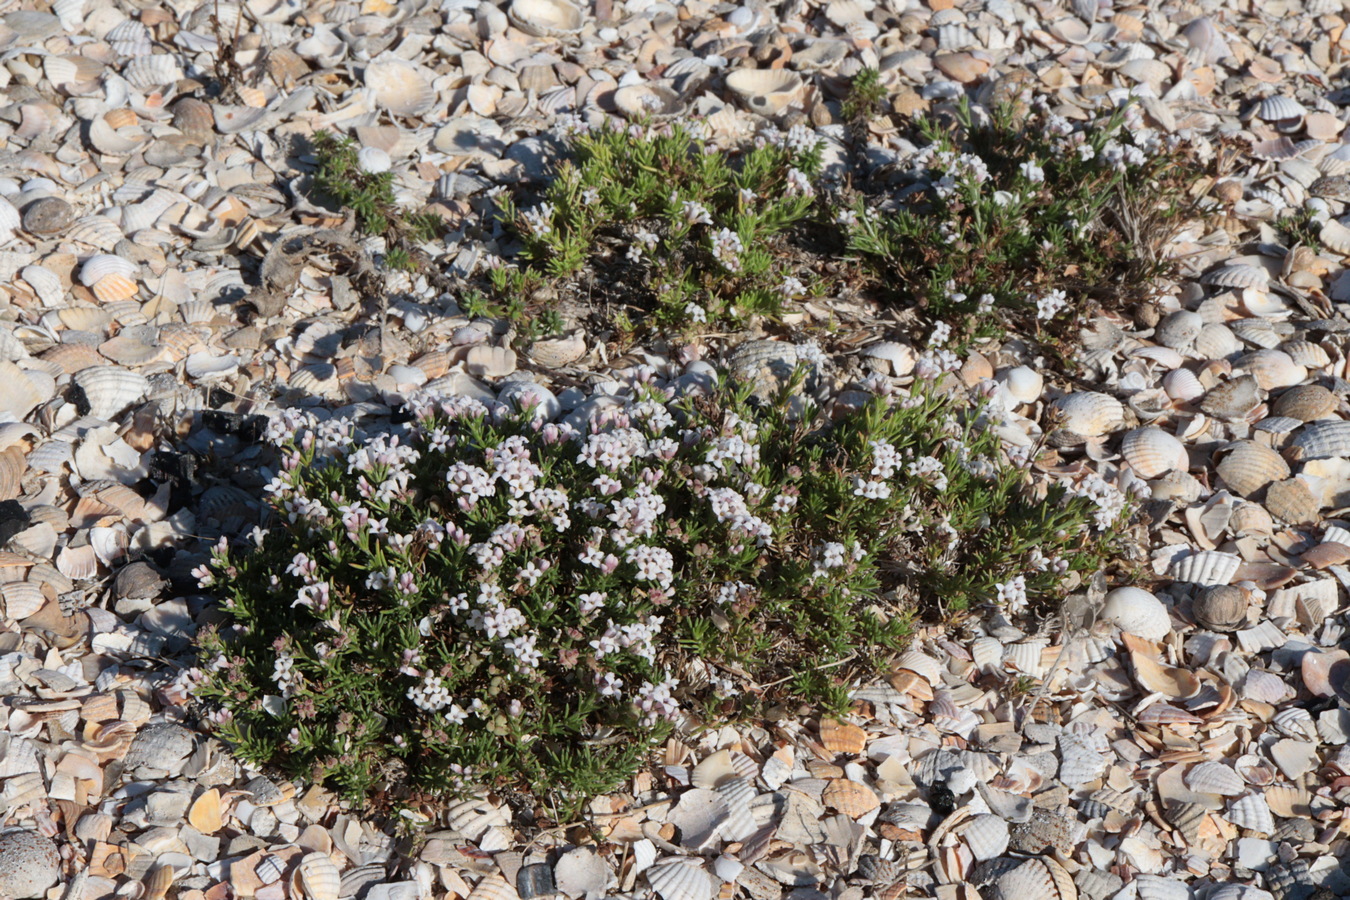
<box><xmin>845</xmin><ymin>98</ymin><xmax>1193</xmax><ymax>334</ymax></box>
<box><xmin>496</xmin><ymin>121</ymin><xmax>823</xmax><ymax>329</ymax></box>
<box><xmin>192</xmin><ymin>369</ymin><xmax>1126</xmax><ymax>812</ymax></box>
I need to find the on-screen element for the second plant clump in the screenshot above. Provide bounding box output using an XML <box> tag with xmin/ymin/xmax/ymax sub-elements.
<box><xmin>192</xmin><ymin>369</ymin><xmax>1127</xmax><ymax>812</ymax></box>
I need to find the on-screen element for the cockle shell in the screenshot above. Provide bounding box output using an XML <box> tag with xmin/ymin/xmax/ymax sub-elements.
<box><xmin>819</xmin><ymin>718</ymin><xmax>867</xmax><ymax>755</ymax></box>
<box><xmin>1101</xmin><ymin>587</ymin><xmax>1170</xmax><ymax>640</ymax></box>
<box><xmin>1264</xmin><ymin>476</ymin><xmax>1320</xmax><ymax>525</ymax></box>
<box><xmin>1192</xmin><ymin>585</ymin><xmax>1248</xmax><ymax>631</ymax></box>
<box><xmin>647</xmin><ymin>858</ymin><xmax>718</xmax><ymax>900</ymax></box>
<box><xmin>1194</xmin><ymin>322</ymin><xmax>1243</xmax><ymax>359</ymax></box>
<box><xmin>1215</xmin><ymin>440</ymin><xmax>1289</xmax><ymax>498</ymax></box>
<box><xmin>1287</xmin><ymin>421</ymin><xmax>1350</xmax><ymax>461</ymax></box>
<box><xmin>1257</xmin><ymin>94</ymin><xmax>1307</xmax><ymax>125</ymax></box>
<box><xmin>72</xmin><ymin>368</ymin><xmax>148</xmax><ymax>420</ymax></box>
<box><xmin>614</xmin><ymin>84</ymin><xmax>686</xmax><ymax>121</ymax></box>
<box><xmin>959</xmin><ymin>815</ymin><xmax>1009</xmax><ymax>861</ymax></box>
<box><xmin>1169</xmin><ymin>550</ymin><xmax>1241</xmax><ymax>587</ymax></box>
<box><xmin>1162</xmin><ymin>368</ymin><xmax>1205</xmax><ymax>402</ymax></box>
<box><xmin>1280</xmin><ymin>340</ymin><xmax>1330</xmax><ymax>370</ymax></box>
<box><xmin>724</xmin><ymin>69</ymin><xmax>805</xmax><ymax>116</ymax></box>
<box><xmin>1226</xmin><ymin>792</ymin><xmax>1275</xmax><ymax>835</ymax></box>
<box><xmin>122</xmin><ymin>54</ymin><xmax>182</xmax><ymax>89</ymax></box>
<box><xmin>1235</xmin><ymin>349</ymin><xmax>1305</xmax><ymax>390</ymax></box>
<box><xmin>293</xmin><ymin>852</ymin><xmax>341</xmax><ymax>900</ymax></box>
<box><xmin>508</xmin><ymin>0</ymin><xmax>584</xmax><ymax>37</ymax></box>
<box><xmin>998</xmin><ymin>366</ymin><xmax>1042</xmax><ymax>404</ymax></box>
<box><xmin>79</xmin><ymin>254</ymin><xmax>137</xmax><ymax>286</ymax></box>
<box><xmin>1120</xmin><ymin>427</ymin><xmax>1188</xmax><ymax>479</ymax></box>
<box><xmin>1203</xmin><ymin>264</ymin><xmax>1271</xmax><ymax>290</ymax></box>
<box><xmin>1272</xmin><ymin>384</ymin><xmax>1336</xmax><ymax>421</ymax></box>
<box><xmin>527</xmin><ymin>331</ymin><xmax>587</xmax><ymax>368</ymax></box>
<box><xmin>1154</xmin><ymin>311</ymin><xmax>1204</xmax><ymax>349</ymax></box>
<box><xmin>988</xmin><ymin>856</ymin><xmax>1076</xmax><ymax>900</ymax></box>
<box><xmin>1185</xmin><ymin>761</ymin><xmax>1245</xmax><ymax>796</ymax></box>
<box><xmin>862</xmin><ymin>342</ymin><xmax>916</xmax><ymax>378</ymax></box>
<box><xmin>1321</xmin><ymin>218</ymin><xmax>1350</xmax><ymax>254</ymax></box>
<box><xmin>364</xmin><ymin>58</ymin><xmax>437</xmax><ymax>117</ymax></box>
<box><xmin>1050</xmin><ymin>391</ymin><xmax>1126</xmax><ymax>438</ymax></box>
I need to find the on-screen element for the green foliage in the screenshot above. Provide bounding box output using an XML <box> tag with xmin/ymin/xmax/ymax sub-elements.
<box><xmin>497</xmin><ymin>121</ymin><xmax>823</xmax><ymax>329</ymax></box>
<box><xmin>841</xmin><ymin>67</ymin><xmax>887</xmax><ymax>126</ymax></box>
<box><xmin>845</xmin><ymin>99</ymin><xmax>1193</xmax><ymax>332</ymax></box>
<box><xmin>311</xmin><ymin>131</ymin><xmax>445</xmax><ymax>271</ymax></box>
<box><xmin>1275</xmin><ymin>207</ymin><xmax>1322</xmax><ymax>252</ymax></box>
<box><xmin>193</xmin><ymin>370</ymin><xmax>1124</xmax><ymax>813</ymax></box>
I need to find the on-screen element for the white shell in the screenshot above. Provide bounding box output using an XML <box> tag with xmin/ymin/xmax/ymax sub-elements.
<box><xmin>1168</xmin><ymin>550</ymin><xmax>1241</xmax><ymax>587</ymax></box>
<box><xmin>1225</xmin><ymin>792</ymin><xmax>1275</xmax><ymax>835</ymax></box>
<box><xmin>1051</xmin><ymin>391</ymin><xmax>1126</xmax><ymax>437</ymax></box>
<box><xmin>1235</xmin><ymin>349</ymin><xmax>1306</xmax><ymax>390</ymax></box>
<box><xmin>1202</xmin><ymin>264</ymin><xmax>1270</xmax><ymax>289</ymax></box>
<box><xmin>1162</xmin><ymin>368</ymin><xmax>1205</xmax><ymax>402</ymax></box>
<box><xmin>1101</xmin><ymin>587</ymin><xmax>1170</xmax><ymax>641</ymax></box>
<box><xmin>508</xmin><ymin>0</ymin><xmax>584</xmax><ymax>37</ymax></box>
<box><xmin>122</xmin><ymin>54</ymin><xmax>183</xmax><ymax>89</ymax></box>
<box><xmin>72</xmin><ymin>367</ymin><xmax>149</xmax><ymax>420</ymax></box>
<box><xmin>724</xmin><ymin>69</ymin><xmax>804</xmax><ymax>116</ymax></box>
<box><xmin>1258</xmin><ymin>95</ymin><xmax>1306</xmax><ymax>123</ymax></box>
<box><xmin>959</xmin><ymin>814</ymin><xmax>1009</xmax><ymax>861</ymax></box>
<box><xmin>364</xmin><ymin>58</ymin><xmax>437</xmax><ymax>117</ymax></box>
<box><xmin>1184</xmin><ymin>761</ymin><xmax>1244</xmax><ymax>796</ymax></box>
<box><xmin>79</xmin><ymin>254</ymin><xmax>138</xmax><ymax>287</ymax></box>
<box><xmin>1120</xmin><ymin>427</ymin><xmax>1188</xmax><ymax>479</ymax></box>
<box><xmin>646</xmin><ymin>858</ymin><xmax>718</xmax><ymax>900</ymax></box>
<box><xmin>998</xmin><ymin>366</ymin><xmax>1042</xmax><ymax>404</ymax></box>
<box><xmin>614</xmin><ymin>84</ymin><xmax>686</xmax><ymax>121</ymax></box>
<box><xmin>294</xmin><ymin>853</ymin><xmax>341</xmax><ymax>900</ymax></box>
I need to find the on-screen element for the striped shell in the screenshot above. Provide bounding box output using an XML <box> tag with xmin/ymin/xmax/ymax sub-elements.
<box><xmin>1215</xmin><ymin>440</ymin><xmax>1289</xmax><ymax>497</ymax></box>
<box><xmin>1258</xmin><ymin>94</ymin><xmax>1307</xmax><ymax>123</ymax></box>
<box><xmin>1203</xmin><ymin>264</ymin><xmax>1270</xmax><ymax>289</ymax></box>
<box><xmin>1194</xmin><ymin>322</ymin><xmax>1243</xmax><ymax>359</ymax></box>
<box><xmin>1264</xmin><ymin>477</ymin><xmax>1320</xmax><ymax>525</ymax></box>
<box><xmin>1287</xmin><ymin>420</ymin><xmax>1350</xmax><ymax>461</ymax></box>
<box><xmin>1235</xmin><ymin>349</ymin><xmax>1306</xmax><ymax>390</ymax></box>
<box><xmin>78</xmin><ymin>254</ymin><xmax>137</xmax><ymax>286</ymax></box>
<box><xmin>294</xmin><ymin>853</ymin><xmax>341</xmax><ymax>900</ymax></box>
<box><xmin>1162</xmin><ymin>368</ymin><xmax>1205</xmax><ymax>402</ymax></box>
<box><xmin>1280</xmin><ymin>340</ymin><xmax>1331</xmax><ymax>369</ymax></box>
<box><xmin>1120</xmin><ymin>427</ymin><xmax>1188</xmax><ymax>479</ymax></box>
<box><xmin>72</xmin><ymin>367</ymin><xmax>149</xmax><ymax>420</ymax></box>
<box><xmin>990</xmin><ymin>856</ymin><xmax>1076</xmax><ymax>900</ymax></box>
<box><xmin>1272</xmin><ymin>384</ymin><xmax>1337</xmax><ymax>421</ymax></box>
<box><xmin>862</xmin><ymin>341</ymin><xmax>916</xmax><ymax>378</ymax></box>
<box><xmin>646</xmin><ymin>858</ymin><xmax>718</xmax><ymax>900</ymax></box>
<box><xmin>1226</xmin><ymin>792</ymin><xmax>1275</xmax><ymax>835</ymax></box>
<box><xmin>1168</xmin><ymin>550</ymin><xmax>1241</xmax><ymax>587</ymax></box>
<box><xmin>1050</xmin><ymin>391</ymin><xmax>1126</xmax><ymax>437</ymax></box>
<box><xmin>1199</xmin><ymin>376</ymin><xmax>1262</xmax><ymax>421</ymax></box>
<box><xmin>364</xmin><ymin>58</ymin><xmax>437</xmax><ymax>117</ymax></box>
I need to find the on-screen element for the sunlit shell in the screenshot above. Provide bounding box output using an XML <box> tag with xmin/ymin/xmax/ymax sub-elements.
<box><xmin>465</xmin><ymin>346</ymin><xmax>517</xmax><ymax>379</ymax></box>
<box><xmin>1203</xmin><ymin>264</ymin><xmax>1270</xmax><ymax>290</ymax></box>
<box><xmin>1192</xmin><ymin>584</ymin><xmax>1248</xmax><ymax>631</ymax></box>
<box><xmin>1258</xmin><ymin>94</ymin><xmax>1306</xmax><ymax>125</ymax></box>
<box><xmin>79</xmin><ymin>254</ymin><xmax>138</xmax><ymax>287</ymax></box>
<box><xmin>1321</xmin><ymin>218</ymin><xmax>1350</xmax><ymax>254</ymax></box>
<box><xmin>960</xmin><ymin>815</ymin><xmax>1009</xmax><ymax>861</ymax></box>
<box><xmin>1227</xmin><ymin>318</ymin><xmax>1286</xmax><ymax>349</ymax></box>
<box><xmin>819</xmin><ymin>718</ymin><xmax>867</xmax><ymax>755</ymax></box>
<box><xmin>822</xmin><ymin>778</ymin><xmax>879</xmax><ymax>818</ymax></box>
<box><xmin>1168</xmin><ymin>550</ymin><xmax>1241</xmax><ymax>587</ymax></box>
<box><xmin>91</xmin><ymin>273</ymin><xmax>140</xmax><ymax>304</ymax></box>
<box><xmin>72</xmin><ymin>367</ymin><xmax>149</xmax><ymax>420</ymax></box>
<box><xmin>527</xmin><ymin>331</ymin><xmax>587</xmax><ymax>368</ymax></box>
<box><xmin>1280</xmin><ymin>340</ymin><xmax>1330</xmax><ymax>370</ymax></box>
<box><xmin>294</xmin><ymin>852</ymin><xmax>341</xmax><ymax>900</ymax></box>
<box><xmin>1134</xmin><ymin>875</ymin><xmax>1190</xmax><ymax>900</ymax></box>
<box><xmin>1185</xmin><ymin>760</ymin><xmax>1245</xmax><ymax>796</ymax></box>
<box><xmin>1161</xmin><ymin>368</ymin><xmax>1204</xmax><ymax>403</ymax></box>
<box><xmin>89</xmin><ymin>113</ymin><xmax>147</xmax><ymax>156</ymax></box>
<box><xmin>1</xmin><ymin>583</ymin><xmax>45</xmax><ymax>620</ymax></box>
<box><xmin>998</xmin><ymin>366</ymin><xmax>1042</xmax><ymax>404</ymax></box>
<box><xmin>614</xmin><ymin>84</ymin><xmax>686</xmax><ymax>121</ymax></box>
<box><xmin>122</xmin><ymin>54</ymin><xmax>182</xmax><ymax>89</ymax></box>
<box><xmin>508</xmin><ymin>0</ymin><xmax>584</xmax><ymax>37</ymax></box>
<box><xmin>1194</xmin><ymin>322</ymin><xmax>1243</xmax><ymax>359</ymax></box>
<box><xmin>1215</xmin><ymin>440</ymin><xmax>1289</xmax><ymax>498</ymax></box>
<box><xmin>1272</xmin><ymin>384</ymin><xmax>1337</xmax><ymax>421</ymax></box>
<box><xmin>1235</xmin><ymin>349</ymin><xmax>1306</xmax><ymax>390</ymax></box>
<box><xmin>646</xmin><ymin>858</ymin><xmax>718</xmax><ymax>900</ymax></box>
<box><xmin>1226</xmin><ymin>792</ymin><xmax>1275</xmax><ymax>835</ymax></box>
<box><xmin>1154</xmin><ymin>310</ymin><xmax>1204</xmax><ymax>349</ymax></box>
<box><xmin>0</xmin><ymin>361</ymin><xmax>55</xmax><ymax>419</ymax></box>
<box><xmin>1120</xmin><ymin>427</ymin><xmax>1188</xmax><ymax>479</ymax></box>
<box><xmin>19</xmin><ymin>266</ymin><xmax>64</xmax><ymax>307</ymax></box>
<box><xmin>107</xmin><ymin>18</ymin><xmax>152</xmax><ymax>56</ymax></box>
<box><xmin>1050</xmin><ymin>391</ymin><xmax>1126</xmax><ymax>438</ymax></box>
<box><xmin>1287</xmin><ymin>421</ymin><xmax>1350</xmax><ymax>461</ymax></box>
<box><xmin>1101</xmin><ymin>587</ymin><xmax>1170</xmax><ymax>641</ymax></box>
<box><xmin>724</xmin><ymin>69</ymin><xmax>805</xmax><ymax>117</ymax></box>
<box><xmin>989</xmin><ymin>856</ymin><xmax>1076</xmax><ymax>900</ymax></box>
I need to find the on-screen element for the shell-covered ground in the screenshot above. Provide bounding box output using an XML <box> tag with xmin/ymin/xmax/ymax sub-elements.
<box><xmin>3</xmin><ymin>0</ymin><xmax>1350</xmax><ymax>899</ymax></box>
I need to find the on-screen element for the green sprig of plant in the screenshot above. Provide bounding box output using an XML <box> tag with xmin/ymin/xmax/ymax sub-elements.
<box><xmin>496</xmin><ymin>121</ymin><xmax>824</xmax><ymax>331</ymax></box>
<box><xmin>192</xmin><ymin>369</ymin><xmax>1125</xmax><ymax>816</ymax></box>
<box><xmin>310</xmin><ymin>131</ymin><xmax>445</xmax><ymax>272</ymax></box>
<box><xmin>841</xmin><ymin>67</ymin><xmax>887</xmax><ymax>128</ymax></box>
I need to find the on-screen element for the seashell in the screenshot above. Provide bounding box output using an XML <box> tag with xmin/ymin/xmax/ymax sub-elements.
<box><xmin>862</xmin><ymin>341</ymin><xmax>916</xmax><ymax>378</ymax></box>
<box><xmin>1169</xmin><ymin>550</ymin><xmax>1241</xmax><ymax>587</ymax></box>
<box><xmin>1162</xmin><ymin>368</ymin><xmax>1205</xmax><ymax>403</ymax></box>
<box><xmin>1050</xmin><ymin>391</ymin><xmax>1126</xmax><ymax>438</ymax></box>
<box><xmin>1258</xmin><ymin>94</ymin><xmax>1306</xmax><ymax>125</ymax></box>
<box><xmin>72</xmin><ymin>367</ymin><xmax>149</xmax><ymax>420</ymax></box>
<box><xmin>1203</xmin><ymin>264</ymin><xmax>1270</xmax><ymax>290</ymax></box>
<box><xmin>527</xmin><ymin>331</ymin><xmax>586</xmax><ymax>368</ymax></box>
<box><xmin>822</xmin><ymin>778</ymin><xmax>879</xmax><ymax>818</ymax></box>
<box><xmin>1226</xmin><ymin>792</ymin><xmax>1275</xmax><ymax>835</ymax></box>
<box><xmin>1280</xmin><ymin>340</ymin><xmax>1330</xmax><ymax>370</ymax></box>
<box><xmin>1235</xmin><ymin>754</ymin><xmax>1277</xmax><ymax>786</ymax></box>
<box><xmin>1194</xmin><ymin>322</ymin><xmax>1243</xmax><ymax>359</ymax></box>
<box><xmin>466</xmin><ymin>346</ymin><xmax>517</xmax><ymax>379</ymax></box>
<box><xmin>79</xmin><ymin>254</ymin><xmax>137</xmax><ymax>286</ymax></box>
<box><xmin>1287</xmin><ymin>420</ymin><xmax>1350</xmax><ymax>461</ymax></box>
<box><xmin>1192</xmin><ymin>585</ymin><xmax>1248</xmax><ymax>631</ymax></box>
<box><xmin>1</xmin><ymin>584</ymin><xmax>45</xmax><ymax>620</ymax></box>
<box><xmin>1272</xmin><ymin>707</ymin><xmax>1319</xmax><ymax>742</ymax></box>
<box><xmin>1272</xmin><ymin>384</ymin><xmax>1336</xmax><ymax>421</ymax></box>
<box><xmin>444</xmin><ymin>797</ymin><xmax>509</xmax><ymax>841</ymax></box>
<box><xmin>1102</xmin><ymin>587</ymin><xmax>1170</xmax><ymax>641</ymax></box>
<box><xmin>1120</xmin><ymin>427</ymin><xmax>1187</xmax><ymax>479</ymax></box>
<box><xmin>172</xmin><ymin>98</ymin><xmax>216</xmax><ymax>137</ymax></box>
<box><xmin>1235</xmin><ymin>349</ymin><xmax>1306</xmax><ymax>390</ymax></box>
<box><xmin>364</xmin><ymin>58</ymin><xmax>437</xmax><ymax>117</ymax></box>
<box><xmin>0</xmin><ymin>361</ymin><xmax>54</xmax><ymax>419</ymax></box>
<box><xmin>819</xmin><ymin>718</ymin><xmax>867</xmax><ymax>755</ymax></box>
<box><xmin>1215</xmin><ymin>440</ymin><xmax>1288</xmax><ymax>498</ymax></box>
<box><xmin>508</xmin><ymin>0</ymin><xmax>584</xmax><ymax>37</ymax></box>
<box><xmin>646</xmin><ymin>858</ymin><xmax>718</xmax><ymax>900</ymax></box>
<box><xmin>20</xmin><ymin>266</ymin><xmax>64</xmax><ymax>306</ymax></box>
<box><xmin>91</xmin><ymin>274</ymin><xmax>139</xmax><ymax>304</ymax></box>
<box><xmin>1264</xmin><ymin>477</ymin><xmax>1320</xmax><ymax>525</ymax></box>
<box><xmin>989</xmin><ymin>856</ymin><xmax>1076</xmax><ymax>900</ymax></box>
<box><xmin>896</xmin><ymin>650</ymin><xmax>942</xmax><ymax>686</ymax></box>
<box><xmin>1185</xmin><ymin>761</ymin><xmax>1245</xmax><ymax>796</ymax></box>
<box><xmin>89</xmin><ymin>113</ymin><xmax>147</xmax><ymax>156</ymax></box>
<box><xmin>358</xmin><ymin>148</ymin><xmax>391</xmax><ymax>175</ymax></box>
<box><xmin>1134</xmin><ymin>875</ymin><xmax>1190</xmax><ymax>900</ymax></box>
<box><xmin>614</xmin><ymin>84</ymin><xmax>686</xmax><ymax>121</ymax></box>
<box><xmin>294</xmin><ymin>852</ymin><xmax>341</xmax><ymax>900</ymax></box>
<box><xmin>123</xmin><ymin>54</ymin><xmax>182</xmax><ymax>89</ymax></box>
<box><xmin>1154</xmin><ymin>311</ymin><xmax>1204</xmax><ymax>349</ymax></box>
<box><xmin>959</xmin><ymin>815</ymin><xmax>1009</xmax><ymax>861</ymax></box>
<box><xmin>1321</xmin><ymin>218</ymin><xmax>1350</xmax><ymax>255</ymax></box>
<box><xmin>1228</xmin><ymin>318</ymin><xmax>1288</xmax><ymax>350</ymax></box>
<box><xmin>724</xmin><ymin>69</ymin><xmax>805</xmax><ymax>117</ymax></box>
<box><xmin>1130</xmin><ymin>648</ymin><xmax>1200</xmax><ymax>699</ymax></box>
<box><xmin>998</xmin><ymin>365</ymin><xmax>1042</xmax><ymax>404</ymax></box>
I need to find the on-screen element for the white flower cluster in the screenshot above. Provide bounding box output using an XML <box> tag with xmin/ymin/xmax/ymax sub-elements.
<box><xmin>996</xmin><ymin>575</ymin><xmax>1028</xmax><ymax>615</ymax></box>
<box><xmin>1064</xmin><ymin>472</ymin><xmax>1128</xmax><ymax>530</ymax></box>
<box><xmin>711</xmin><ymin>227</ymin><xmax>744</xmax><ymax>273</ymax></box>
<box><xmin>272</xmin><ymin>652</ymin><xmax>300</xmax><ymax>698</ymax></box>
<box><xmin>1036</xmin><ymin>288</ymin><xmax>1069</xmax><ymax>321</ymax></box>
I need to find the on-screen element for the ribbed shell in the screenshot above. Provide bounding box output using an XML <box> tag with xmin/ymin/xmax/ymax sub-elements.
<box><xmin>1202</xmin><ymin>264</ymin><xmax>1270</xmax><ymax>289</ymax></box>
<box><xmin>1192</xmin><ymin>584</ymin><xmax>1248</xmax><ymax>631</ymax></box>
<box><xmin>1287</xmin><ymin>420</ymin><xmax>1350</xmax><ymax>460</ymax></box>
<box><xmin>1120</xmin><ymin>427</ymin><xmax>1188</xmax><ymax>479</ymax></box>
<box><xmin>1272</xmin><ymin>384</ymin><xmax>1337</xmax><ymax>421</ymax></box>
<box><xmin>1235</xmin><ymin>349</ymin><xmax>1306</xmax><ymax>390</ymax></box>
<box><xmin>1226</xmin><ymin>792</ymin><xmax>1275</xmax><ymax>835</ymax></box>
<box><xmin>1051</xmin><ymin>391</ymin><xmax>1126</xmax><ymax>437</ymax></box>
<box><xmin>1216</xmin><ymin>440</ymin><xmax>1288</xmax><ymax>497</ymax></box>
<box><xmin>1168</xmin><ymin>550</ymin><xmax>1241</xmax><ymax>587</ymax></box>
<box><xmin>1199</xmin><ymin>375</ymin><xmax>1262</xmax><ymax>420</ymax></box>
<box><xmin>1194</xmin><ymin>322</ymin><xmax>1243</xmax><ymax>358</ymax></box>
<box><xmin>1265</xmin><ymin>477</ymin><xmax>1320</xmax><ymax>525</ymax></box>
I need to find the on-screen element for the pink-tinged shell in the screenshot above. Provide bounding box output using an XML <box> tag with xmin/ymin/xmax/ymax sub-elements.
<box><xmin>1235</xmin><ymin>349</ymin><xmax>1306</xmax><ymax>390</ymax></box>
<box><xmin>1101</xmin><ymin>587</ymin><xmax>1170</xmax><ymax>641</ymax></box>
<box><xmin>1215</xmin><ymin>440</ymin><xmax>1289</xmax><ymax>498</ymax></box>
<box><xmin>1120</xmin><ymin>427</ymin><xmax>1188</xmax><ymax>479</ymax></box>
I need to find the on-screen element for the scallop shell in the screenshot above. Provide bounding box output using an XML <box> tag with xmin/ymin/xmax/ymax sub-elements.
<box><xmin>614</xmin><ymin>84</ymin><xmax>686</xmax><ymax>121</ymax></box>
<box><xmin>822</xmin><ymin>778</ymin><xmax>879</xmax><ymax>818</ymax></box>
<box><xmin>724</xmin><ymin>69</ymin><xmax>805</xmax><ymax>117</ymax></box>
<box><xmin>1185</xmin><ymin>760</ymin><xmax>1245</xmax><ymax>796</ymax></box>
<box><xmin>107</xmin><ymin>19</ymin><xmax>153</xmax><ymax>57</ymax></box>
<box><xmin>1</xmin><ymin>583</ymin><xmax>45</xmax><ymax>620</ymax></box>
<box><xmin>1192</xmin><ymin>585</ymin><xmax>1248</xmax><ymax>631</ymax></box>
<box><xmin>818</xmin><ymin>718</ymin><xmax>867</xmax><ymax>755</ymax></box>
<box><xmin>1320</xmin><ymin>218</ymin><xmax>1350</xmax><ymax>254</ymax></box>
<box><xmin>364</xmin><ymin>58</ymin><xmax>436</xmax><ymax>117</ymax></box>
<box><xmin>91</xmin><ymin>274</ymin><xmax>139</xmax><ymax>304</ymax></box>
<box><xmin>508</xmin><ymin>0</ymin><xmax>584</xmax><ymax>37</ymax></box>
<box><xmin>294</xmin><ymin>852</ymin><xmax>341</xmax><ymax>900</ymax></box>
<box><xmin>1287</xmin><ymin>420</ymin><xmax>1350</xmax><ymax>460</ymax></box>
<box><xmin>1272</xmin><ymin>384</ymin><xmax>1336</xmax><ymax>421</ymax></box>
<box><xmin>0</xmin><ymin>361</ymin><xmax>54</xmax><ymax>419</ymax></box>
<box><xmin>1101</xmin><ymin>587</ymin><xmax>1170</xmax><ymax>641</ymax></box>
<box><xmin>1168</xmin><ymin>550</ymin><xmax>1241</xmax><ymax>587</ymax></box>
<box><xmin>863</xmin><ymin>342</ymin><xmax>916</xmax><ymax>378</ymax></box>
<box><xmin>1226</xmin><ymin>792</ymin><xmax>1275</xmax><ymax>835</ymax></box>
<box><xmin>1235</xmin><ymin>349</ymin><xmax>1306</xmax><ymax>390</ymax></box>
<box><xmin>89</xmin><ymin>113</ymin><xmax>147</xmax><ymax>156</ymax></box>
<box><xmin>1215</xmin><ymin>440</ymin><xmax>1288</xmax><ymax>498</ymax></box>
<box><xmin>1280</xmin><ymin>340</ymin><xmax>1330</xmax><ymax>370</ymax></box>
<box><xmin>990</xmin><ymin>856</ymin><xmax>1076</xmax><ymax>900</ymax></box>
<box><xmin>1134</xmin><ymin>875</ymin><xmax>1190</xmax><ymax>900</ymax></box>
<box><xmin>19</xmin><ymin>266</ymin><xmax>64</xmax><ymax>307</ymax></box>
<box><xmin>527</xmin><ymin>331</ymin><xmax>586</xmax><ymax>368</ymax></box>
<box><xmin>959</xmin><ymin>815</ymin><xmax>1009</xmax><ymax>861</ymax></box>
<box><xmin>646</xmin><ymin>858</ymin><xmax>718</xmax><ymax>900</ymax></box>
<box><xmin>1194</xmin><ymin>322</ymin><xmax>1243</xmax><ymax>359</ymax></box>
<box><xmin>1265</xmin><ymin>476</ymin><xmax>1320</xmax><ymax>525</ymax></box>
<box><xmin>1258</xmin><ymin>95</ymin><xmax>1306</xmax><ymax>124</ymax></box>
<box><xmin>72</xmin><ymin>367</ymin><xmax>149</xmax><ymax>420</ymax></box>
<box><xmin>1120</xmin><ymin>427</ymin><xmax>1188</xmax><ymax>479</ymax></box>
<box><xmin>1050</xmin><ymin>391</ymin><xmax>1126</xmax><ymax>438</ymax></box>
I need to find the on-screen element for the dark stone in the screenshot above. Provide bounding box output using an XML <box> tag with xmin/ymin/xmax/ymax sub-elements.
<box><xmin>0</xmin><ymin>500</ymin><xmax>30</xmax><ymax>545</ymax></box>
<box><xmin>516</xmin><ymin>864</ymin><xmax>555</xmax><ymax>900</ymax></box>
